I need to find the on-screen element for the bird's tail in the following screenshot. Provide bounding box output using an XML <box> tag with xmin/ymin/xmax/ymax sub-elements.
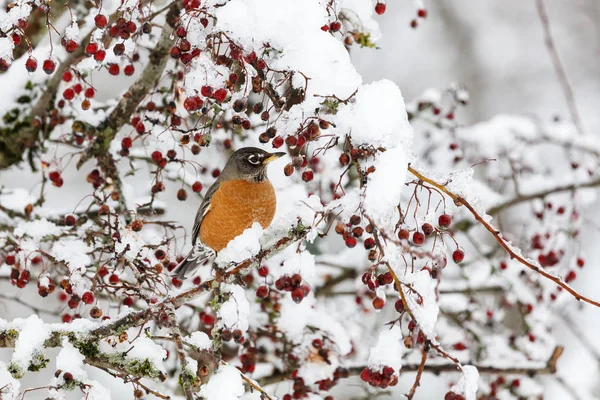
<box><xmin>173</xmin><ymin>243</ymin><xmax>216</xmax><ymax>280</ymax></box>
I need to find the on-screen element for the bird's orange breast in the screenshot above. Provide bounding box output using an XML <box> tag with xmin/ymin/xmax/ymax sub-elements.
<box><xmin>199</xmin><ymin>179</ymin><xmax>276</xmax><ymax>252</ymax></box>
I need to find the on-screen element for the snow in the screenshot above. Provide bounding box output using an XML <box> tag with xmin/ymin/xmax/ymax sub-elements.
<box><xmin>0</xmin><ymin>361</ymin><xmax>20</xmax><ymax>398</ymax></box>
<box><xmin>51</xmin><ymin>239</ymin><xmax>91</xmax><ymax>273</ymax></box>
<box><xmin>402</xmin><ymin>270</ymin><xmax>440</xmax><ymax>338</ymax></box>
<box><xmin>335</xmin><ymin>80</ymin><xmax>414</xmax><ymax>149</ymax></box>
<box><xmin>14</xmin><ymin>218</ymin><xmax>63</xmax><ymax>239</ymax></box>
<box><xmin>199</xmin><ymin>364</ymin><xmax>245</xmax><ymax>400</ymax></box>
<box><xmin>215</xmin><ymin>223</ymin><xmax>263</xmax><ymax>267</ymax></box>
<box><xmin>214</xmin><ymin>0</ymin><xmax>362</xmax><ymax>115</ymax></box>
<box><xmin>363</xmin><ymin>146</ymin><xmax>409</xmax><ymax>226</ymax></box>
<box><xmin>367</xmin><ymin>325</ymin><xmax>404</xmax><ymax>373</ymax></box>
<box><xmin>0</xmin><ymin>36</ymin><xmax>13</xmax><ymax>61</ymax></box>
<box><xmin>218</xmin><ymin>284</ymin><xmax>251</xmax><ymax>333</ymax></box>
<box><xmin>450</xmin><ymin>365</ymin><xmax>479</xmax><ymax>400</ymax></box>
<box><xmin>188</xmin><ymin>331</ymin><xmax>211</xmax><ymax>350</ymax></box>
<box><xmin>56</xmin><ymin>338</ymin><xmax>86</xmax><ymax>381</ymax></box>
<box><xmin>11</xmin><ymin>315</ymin><xmax>51</xmax><ymax>374</ymax></box>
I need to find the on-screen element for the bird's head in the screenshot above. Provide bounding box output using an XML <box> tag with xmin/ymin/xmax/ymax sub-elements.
<box><xmin>222</xmin><ymin>147</ymin><xmax>286</xmax><ymax>182</ymax></box>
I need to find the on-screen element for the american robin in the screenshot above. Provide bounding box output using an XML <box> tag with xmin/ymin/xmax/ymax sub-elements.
<box><xmin>174</xmin><ymin>147</ymin><xmax>285</xmax><ymax>279</ymax></box>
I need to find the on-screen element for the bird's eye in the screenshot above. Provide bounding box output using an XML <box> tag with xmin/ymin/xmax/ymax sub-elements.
<box><xmin>247</xmin><ymin>154</ymin><xmax>261</xmax><ymax>165</ymax></box>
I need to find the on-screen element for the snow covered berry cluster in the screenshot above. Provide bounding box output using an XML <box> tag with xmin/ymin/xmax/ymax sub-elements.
<box><xmin>0</xmin><ymin>0</ymin><xmax>599</xmax><ymax>399</ymax></box>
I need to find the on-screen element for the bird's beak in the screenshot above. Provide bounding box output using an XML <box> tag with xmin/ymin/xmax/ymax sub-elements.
<box><xmin>262</xmin><ymin>152</ymin><xmax>286</xmax><ymax>164</ymax></box>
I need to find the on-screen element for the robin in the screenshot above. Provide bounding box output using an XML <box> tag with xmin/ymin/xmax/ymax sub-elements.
<box><xmin>173</xmin><ymin>147</ymin><xmax>286</xmax><ymax>279</ymax></box>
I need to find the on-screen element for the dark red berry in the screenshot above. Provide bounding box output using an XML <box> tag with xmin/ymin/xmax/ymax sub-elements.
<box><xmin>42</xmin><ymin>59</ymin><xmax>56</xmax><ymax>74</ymax></box>
<box><xmin>25</xmin><ymin>57</ymin><xmax>37</xmax><ymax>72</ymax></box>
<box><xmin>452</xmin><ymin>249</ymin><xmax>465</xmax><ymax>263</ymax></box>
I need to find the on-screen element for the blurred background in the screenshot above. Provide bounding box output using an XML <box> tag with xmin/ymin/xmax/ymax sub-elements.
<box><xmin>353</xmin><ymin>1</ymin><xmax>600</xmax><ymax>398</ymax></box>
<box><xmin>1</xmin><ymin>1</ymin><xmax>599</xmax><ymax>398</ymax></box>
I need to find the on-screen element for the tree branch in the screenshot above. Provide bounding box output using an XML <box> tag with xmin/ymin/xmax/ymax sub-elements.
<box><xmin>488</xmin><ymin>177</ymin><xmax>600</xmax><ymax>215</ymax></box>
<box><xmin>535</xmin><ymin>0</ymin><xmax>587</xmax><ymax>136</ymax></box>
<box><xmin>76</xmin><ymin>5</ymin><xmax>179</xmax><ymax>169</ymax></box>
<box><xmin>408</xmin><ymin>165</ymin><xmax>600</xmax><ymax>308</ymax></box>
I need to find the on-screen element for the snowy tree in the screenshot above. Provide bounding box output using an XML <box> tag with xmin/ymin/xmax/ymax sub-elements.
<box><xmin>0</xmin><ymin>0</ymin><xmax>599</xmax><ymax>399</ymax></box>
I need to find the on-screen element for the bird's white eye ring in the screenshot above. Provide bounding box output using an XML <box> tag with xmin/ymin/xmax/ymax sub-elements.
<box><xmin>248</xmin><ymin>154</ymin><xmax>261</xmax><ymax>165</ymax></box>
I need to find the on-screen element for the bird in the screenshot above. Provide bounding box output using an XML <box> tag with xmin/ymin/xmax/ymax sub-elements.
<box><xmin>173</xmin><ymin>147</ymin><xmax>286</xmax><ymax>279</ymax></box>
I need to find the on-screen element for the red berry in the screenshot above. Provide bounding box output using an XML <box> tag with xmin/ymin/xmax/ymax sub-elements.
<box><xmin>345</xmin><ymin>236</ymin><xmax>357</xmax><ymax>248</ymax></box>
<box><xmin>301</xmin><ymin>170</ymin><xmax>314</xmax><ymax>182</ymax></box>
<box><xmin>412</xmin><ymin>232</ymin><xmax>425</xmax><ymax>245</ymax></box>
<box><xmin>151</xmin><ymin>151</ymin><xmax>163</xmax><ymax>163</ymax></box>
<box><xmin>438</xmin><ymin>214</ymin><xmax>452</xmax><ymax>228</ymax></box>
<box><xmin>63</xmin><ymin>88</ymin><xmax>75</xmax><ymax>101</ymax></box>
<box><xmin>65</xmin><ymin>40</ymin><xmax>78</xmax><ymax>53</ymax></box>
<box><xmin>84</xmin><ymin>87</ymin><xmax>95</xmax><ymax>98</ymax></box>
<box><xmin>360</xmin><ymin>368</ymin><xmax>371</xmax><ymax>382</ymax></box>
<box><xmin>577</xmin><ymin>258</ymin><xmax>585</xmax><ymax>268</ymax></box>
<box><xmin>372</xmin><ymin>297</ymin><xmax>384</xmax><ymax>309</ymax></box>
<box><xmin>453</xmin><ymin>342</ymin><xmax>467</xmax><ymax>351</ymax></box>
<box><xmin>124</xmin><ymin>64</ymin><xmax>135</xmax><ymax>76</ymax></box>
<box><xmin>200</xmin><ymin>85</ymin><xmax>213</xmax><ymax>97</ymax></box>
<box><xmin>452</xmin><ymin>249</ymin><xmax>465</xmax><ymax>263</ymax></box>
<box><xmin>213</xmin><ymin>88</ymin><xmax>227</xmax><ymax>103</ymax></box>
<box><xmin>364</xmin><ymin>238</ymin><xmax>376</xmax><ymax>249</ymax></box>
<box><xmin>291</xmin><ymin>287</ymin><xmax>304</xmax><ymax>303</ymax></box>
<box><xmin>398</xmin><ymin>229</ymin><xmax>409</xmax><ymax>240</ymax></box>
<box><xmin>62</xmin><ymin>71</ymin><xmax>73</xmax><ymax>82</ymax></box>
<box><xmin>177</xmin><ymin>189</ymin><xmax>188</xmax><ymax>201</ymax></box>
<box><xmin>94</xmin><ymin>50</ymin><xmax>106</xmax><ymax>61</ymax></box>
<box><xmin>94</xmin><ymin>14</ymin><xmax>108</xmax><ymax>28</ymax></box>
<box><xmin>565</xmin><ymin>270</ymin><xmax>576</xmax><ymax>283</ymax></box>
<box><xmin>511</xmin><ymin>379</ymin><xmax>520</xmax><ymax>388</ymax></box>
<box><xmin>375</xmin><ymin>3</ymin><xmax>386</xmax><ymax>15</ymax></box>
<box><xmin>108</xmin><ymin>64</ymin><xmax>120</xmax><ymax>75</ymax></box>
<box><xmin>123</xmin><ymin>297</ymin><xmax>134</xmax><ymax>306</ymax></box>
<box><xmin>394</xmin><ymin>299</ymin><xmax>405</xmax><ymax>313</ymax></box>
<box><xmin>67</xmin><ymin>296</ymin><xmax>80</xmax><ymax>309</ymax></box>
<box><xmin>421</xmin><ymin>223</ymin><xmax>434</xmax><ymax>236</ymax></box>
<box><xmin>417</xmin><ymin>9</ymin><xmax>427</xmax><ymax>18</ymax></box>
<box><xmin>85</xmin><ymin>43</ymin><xmax>98</xmax><ymax>55</ymax></box>
<box><xmin>176</xmin><ymin>26</ymin><xmax>187</xmax><ymax>38</ymax></box>
<box><xmin>330</xmin><ymin>21</ymin><xmax>341</xmax><ymax>32</ymax></box>
<box><xmin>172</xmin><ymin>277</ymin><xmax>183</xmax><ymax>288</ymax></box>
<box><xmin>82</xmin><ymin>291</ymin><xmax>95</xmax><ymax>304</ymax></box>
<box><xmin>272</xmin><ymin>136</ymin><xmax>284</xmax><ymax>148</ymax></box>
<box><xmin>62</xmin><ymin>314</ymin><xmax>73</xmax><ymax>323</ymax></box>
<box><xmin>64</xmin><ymin>215</ymin><xmax>77</xmax><ymax>226</ymax></box>
<box><xmin>42</xmin><ymin>59</ymin><xmax>56</xmax><ymax>74</ymax></box>
<box><xmin>25</xmin><ymin>57</ymin><xmax>37</xmax><ymax>72</ymax></box>
<box><xmin>256</xmin><ymin>285</ymin><xmax>269</xmax><ymax>299</ymax></box>
<box><xmin>108</xmin><ymin>274</ymin><xmax>119</xmax><ymax>285</ymax></box>
<box><xmin>184</xmin><ymin>97</ymin><xmax>198</xmax><ymax>111</ymax></box>
<box><xmin>192</xmin><ymin>181</ymin><xmax>203</xmax><ymax>192</ymax></box>
<box><xmin>121</xmin><ymin>137</ymin><xmax>132</xmax><ymax>149</ymax></box>
<box><xmin>258</xmin><ymin>266</ymin><xmax>269</xmax><ymax>277</ymax></box>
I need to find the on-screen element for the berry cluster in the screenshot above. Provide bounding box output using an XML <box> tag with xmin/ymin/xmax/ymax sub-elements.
<box><xmin>359</xmin><ymin>366</ymin><xmax>398</xmax><ymax>388</ymax></box>
<box><xmin>275</xmin><ymin>273</ymin><xmax>310</xmax><ymax>303</ymax></box>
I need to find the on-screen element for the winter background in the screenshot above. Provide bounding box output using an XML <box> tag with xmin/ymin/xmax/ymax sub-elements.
<box><xmin>1</xmin><ymin>0</ymin><xmax>599</xmax><ymax>399</ymax></box>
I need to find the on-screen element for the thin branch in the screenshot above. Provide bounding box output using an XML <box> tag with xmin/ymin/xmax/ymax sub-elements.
<box><xmin>408</xmin><ymin>165</ymin><xmax>600</xmax><ymax>308</ymax></box>
<box><xmin>535</xmin><ymin>0</ymin><xmax>587</xmax><ymax>136</ymax></box>
<box><xmin>488</xmin><ymin>178</ymin><xmax>600</xmax><ymax>215</ymax></box>
<box><xmin>406</xmin><ymin>349</ymin><xmax>427</xmax><ymax>399</ymax></box>
<box><xmin>259</xmin><ymin>346</ymin><xmax>564</xmax><ymax>387</ymax></box>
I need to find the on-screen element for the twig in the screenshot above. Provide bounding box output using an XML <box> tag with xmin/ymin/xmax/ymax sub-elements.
<box><xmin>406</xmin><ymin>349</ymin><xmax>427</xmax><ymax>399</ymax></box>
<box><xmin>535</xmin><ymin>0</ymin><xmax>587</xmax><ymax>136</ymax></box>
<box><xmin>488</xmin><ymin>178</ymin><xmax>600</xmax><ymax>215</ymax></box>
<box><xmin>408</xmin><ymin>165</ymin><xmax>600</xmax><ymax>308</ymax></box>
<box><xmin>259</xmin><ymin>346</ymin><xmax>564</xmax><ymax>387</ymax></box>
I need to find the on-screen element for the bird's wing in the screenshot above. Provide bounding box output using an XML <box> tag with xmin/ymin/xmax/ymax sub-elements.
<box><xmin>191</xmin><ymin>179</ymin><xmax>221</xmax><ymax>246</ymax></box>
